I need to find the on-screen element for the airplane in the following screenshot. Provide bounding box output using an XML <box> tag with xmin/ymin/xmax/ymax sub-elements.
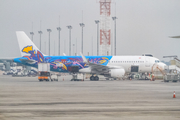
<box><xmin>13</xmin><ymin>31</ymin><xmax>166</xmax><ymax>81</ymax></box>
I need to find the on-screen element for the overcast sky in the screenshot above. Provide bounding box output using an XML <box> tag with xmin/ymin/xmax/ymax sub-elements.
<box><xmin>0</xmin><ymin>0</ymin><xmax>180</xmax><ymax>61</ymax></box>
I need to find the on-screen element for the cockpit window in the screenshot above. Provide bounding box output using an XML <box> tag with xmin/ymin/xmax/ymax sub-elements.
<box><xmin>155</xmin><ymin>60</ymin><xmax>160</xmax><ymax>63</ymax></box>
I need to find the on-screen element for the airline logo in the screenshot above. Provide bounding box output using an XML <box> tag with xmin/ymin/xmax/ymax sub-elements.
<box><xmin>21</xmin><ymin>45</ymin><xmax>44</xmax><ymax>63</ymax></box>
<box><xmin>22</xmin><ymin>46</ymin><xmax>33</xmax><ymax>53</ymax></box>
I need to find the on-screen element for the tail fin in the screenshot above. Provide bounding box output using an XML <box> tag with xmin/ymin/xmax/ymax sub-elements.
<box><xmin>16</xmin><ymin>31</ymin><xmax>44</xmax><ymax>57</ymax></box>
<box><xmin>16</xmin><ymin>31</ymin><xmax>45</xmax><ymax>63</ymax></box>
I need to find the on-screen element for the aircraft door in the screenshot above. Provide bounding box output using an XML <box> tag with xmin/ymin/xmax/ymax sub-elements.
<box><xmin>131</xmin><ymin>66</ymin><xmax>139</xmax><ymax>72</ymax></box>
<box><xmin>145</xmin><ymin>57</ymin><xmax>150</xmax><ymax>67</ymax></box>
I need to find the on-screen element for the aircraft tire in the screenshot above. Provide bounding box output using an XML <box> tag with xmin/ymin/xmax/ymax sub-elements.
<box><xmin>90</xmin><ymin>76</ymin><xmax>94</xmax><ymax>81</ymax></box>
<box><xmin>95</xmin><ymin>76</ymin><xmax>99</xmax><ymax>81</ymax></box>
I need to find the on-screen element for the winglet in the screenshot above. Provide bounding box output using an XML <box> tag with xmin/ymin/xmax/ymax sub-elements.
<box><xmin>80</xmin><ymin>52</ymin><xmax>88</xmax><ymax>63</ymax></box>
<box><xmin>63</xmin><ymin>53</ymin><xmax>66</xmax><ymax>56</ymax></box>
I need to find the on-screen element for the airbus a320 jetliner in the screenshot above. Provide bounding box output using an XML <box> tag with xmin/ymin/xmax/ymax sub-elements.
<box><xmin>13</xmin><ymin>31</ymin><xmax>166</xmax><ymax>80</ymax></box>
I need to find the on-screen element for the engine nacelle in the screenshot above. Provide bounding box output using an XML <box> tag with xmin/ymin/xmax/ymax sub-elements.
<box><xmin>109</xmin><ymin>69</ymin><xmax>125</xmax><ymax>78</ymax></box>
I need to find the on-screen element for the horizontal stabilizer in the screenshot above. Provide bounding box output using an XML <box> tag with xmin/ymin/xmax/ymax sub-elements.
<box><xmin>19</xmin><ymin>59</ymin><xmax>37</xmax><ymax>64</ymax></box>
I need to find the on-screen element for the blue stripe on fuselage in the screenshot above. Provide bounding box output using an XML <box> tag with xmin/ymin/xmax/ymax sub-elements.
<box><xmin>14</xmin><ymin>56</ymin><xmax>113</xmax><ymax>72</ymax></box>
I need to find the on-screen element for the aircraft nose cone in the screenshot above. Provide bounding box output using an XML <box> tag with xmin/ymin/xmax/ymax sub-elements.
<box><xmin>164</xmin><ymin>64</ymin><xmax>168</xmax><ymax>70</ymax></box>
<box><xmin>158</xmin><ymin>62</ymin><xmax>167</xmax><ymax>70</ymax></box>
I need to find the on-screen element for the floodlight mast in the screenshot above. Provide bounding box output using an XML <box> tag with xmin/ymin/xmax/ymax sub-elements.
<box><xmin>73</xmin><ymin>44</ymin><xmax>75</xmax><ymax>55</ymax></box>
<box><xmin>30</xmin><ymin>32</ymin><xmax>34</xmax><ymax>41</ymax></box>
<box><xmin>112</xmin><ymin>16</ymin><xmax>117</xmax><ymax>56</ymax></box>
<box><xmin>95</xmin><ymin>20</ymin><xmax>100</xmax><ymax>56</ymax></box>
<box><xmin>57</xmin><ymin>27</ymin><xmax>61</xmax><ymax>56</ymax></box>
<box><xmin>67</xmin><ymin>26</ymin><xmax>72</xmax><ymax>56</ymax></box>
<box><xmin>92</xmin><ymin>36</ymin><xmax>93</xmax><ymax>56</ymax></box>
<box><xmin>76</xmin><ymin>38</ymin><xmax>77</xmax><ymax>56</ymax></box>
<box><xmin>47</xmin><ymin>29</ymin><xmax>52</xmax><ymax>56</ymax></box>
<box><xmin>30</xmin><ymin>22</ymin><xmax>34</xmax><ymax>41</ymax></box>
<box><xmin>79</xmin><ymin>23</ymin><xmax>85</xmax><ymax>54</ymax></box>
<box><xmin>38</xmin><ymin>31</ymin><xmax>43</xmax><ymax>51</ymax></box>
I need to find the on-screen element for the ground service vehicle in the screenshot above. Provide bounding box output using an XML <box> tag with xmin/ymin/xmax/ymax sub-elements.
<box><xmin>38</xmin><ymin>63</ymin><xmax>50</xmax><ymax>82</ymax></box>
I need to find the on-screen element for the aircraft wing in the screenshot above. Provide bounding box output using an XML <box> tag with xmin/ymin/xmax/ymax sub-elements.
<box><xmin>169</xmin><ymin>36</ymin><xmax>180</xmax><ymax>38</ymax></box>
<box><xmin>80</xmin><ymin>53</ymin><xmax>123</xmax><ymax>74</ymax></box>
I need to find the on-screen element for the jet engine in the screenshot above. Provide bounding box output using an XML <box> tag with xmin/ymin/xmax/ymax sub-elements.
<box><xmin>109</xmin><ymin>69</ymin><xmax>125</xmax><ymax>78</ymax></box>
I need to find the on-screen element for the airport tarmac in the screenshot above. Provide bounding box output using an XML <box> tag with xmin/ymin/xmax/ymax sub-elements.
<box><xmin>0</xmin><ymin>75</ymin><xmax>180</xmax><ymax>120</ymax></box>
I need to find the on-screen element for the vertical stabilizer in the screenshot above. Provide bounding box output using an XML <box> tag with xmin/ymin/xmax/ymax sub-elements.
<box><xmin>16</xmin><ymin>31</ymin><xmax>44</xmax><ymax>57</ymax></box>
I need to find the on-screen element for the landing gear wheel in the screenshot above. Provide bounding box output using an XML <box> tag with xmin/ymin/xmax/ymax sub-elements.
<box><xmin>94</xmin><ymin>76</ymin><xmax>99</xmax><ymax>81</ymax></box>
<box><xmin>90</xmin><ymin>76</ymin><xmax>95</xmax><ymax>81</ymax></box>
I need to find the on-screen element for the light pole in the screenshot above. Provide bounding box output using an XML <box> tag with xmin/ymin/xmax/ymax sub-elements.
<box><xmin>64</xmin><ymin>39</ymin><xmax>66</xmax><ymax>54</ymax></box>
<box><xmin>67</xmin><ymin>26</ymin><xmax>72</xmax><ymax>56</ymax></box>
<box><xmin>57</xmin><ymin>27</ymin><xmax>61</xmax><ymax>56</ymax></box>
<box><xmin>92</xmin><ymin>36</ymin><xmax>93</xmax><ymax>56</ymax></box>
<box><xmin>38</xmin><ymin>31</ymin><xmax>42</xmax><ymax>51</ymax></box>
<box><xmin>30</xmin><ymin>22</ymin><xmax>34</xmax><ymax>41</ymax></box>
<box><xmin>30</xmin><ymin>32</ymin><xmax>34</xmax><ymax>41</ymax></box>
<box><xmin>95</xmin><ymin>20</ymin><xmax>100</xmax><ymax>56</ymax></box>
<box><xmin>112</xmin><ymin>17</ymin><xmax>117</xmax><ymax>56</ymax></box>
<box><xmin>73</xmin><ymin>44</ymin><xmax>75</xmax><ymax>56</ymax></box>
<box><xmin>79</xmin><ymin>23</ymin><xmax>85</xmax><ymax>54</ymax></box>
<box><xmin>76</xmin><ymin>38</ymin><xmax>77</xmax><ymax>56</ymax></box>
<box><xmin>47</xmin><ymin>29</ymin><xmax>52</xmax><ymax>56</ymax></box>
<box><xmin>44</xmin><ymin>41</ymin><xmax>46</xmax><ymax>54</ymax></box>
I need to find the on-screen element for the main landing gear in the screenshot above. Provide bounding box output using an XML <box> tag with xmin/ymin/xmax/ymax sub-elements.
<box><xmin>90</xmin><ymin>75</ymin><xmax>99</xmax><ymax>81</ymax></box>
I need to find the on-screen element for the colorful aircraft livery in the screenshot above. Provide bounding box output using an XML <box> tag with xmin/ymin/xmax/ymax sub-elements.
<box><xmin>14</xmin><ymin>31</ymin><xmax>166</xmax><ymax>80</ymax></box>
<box><xmin>20</xmin><ymin>45</ymin><xmax>112</xmax><ymax>72</ymax></box>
